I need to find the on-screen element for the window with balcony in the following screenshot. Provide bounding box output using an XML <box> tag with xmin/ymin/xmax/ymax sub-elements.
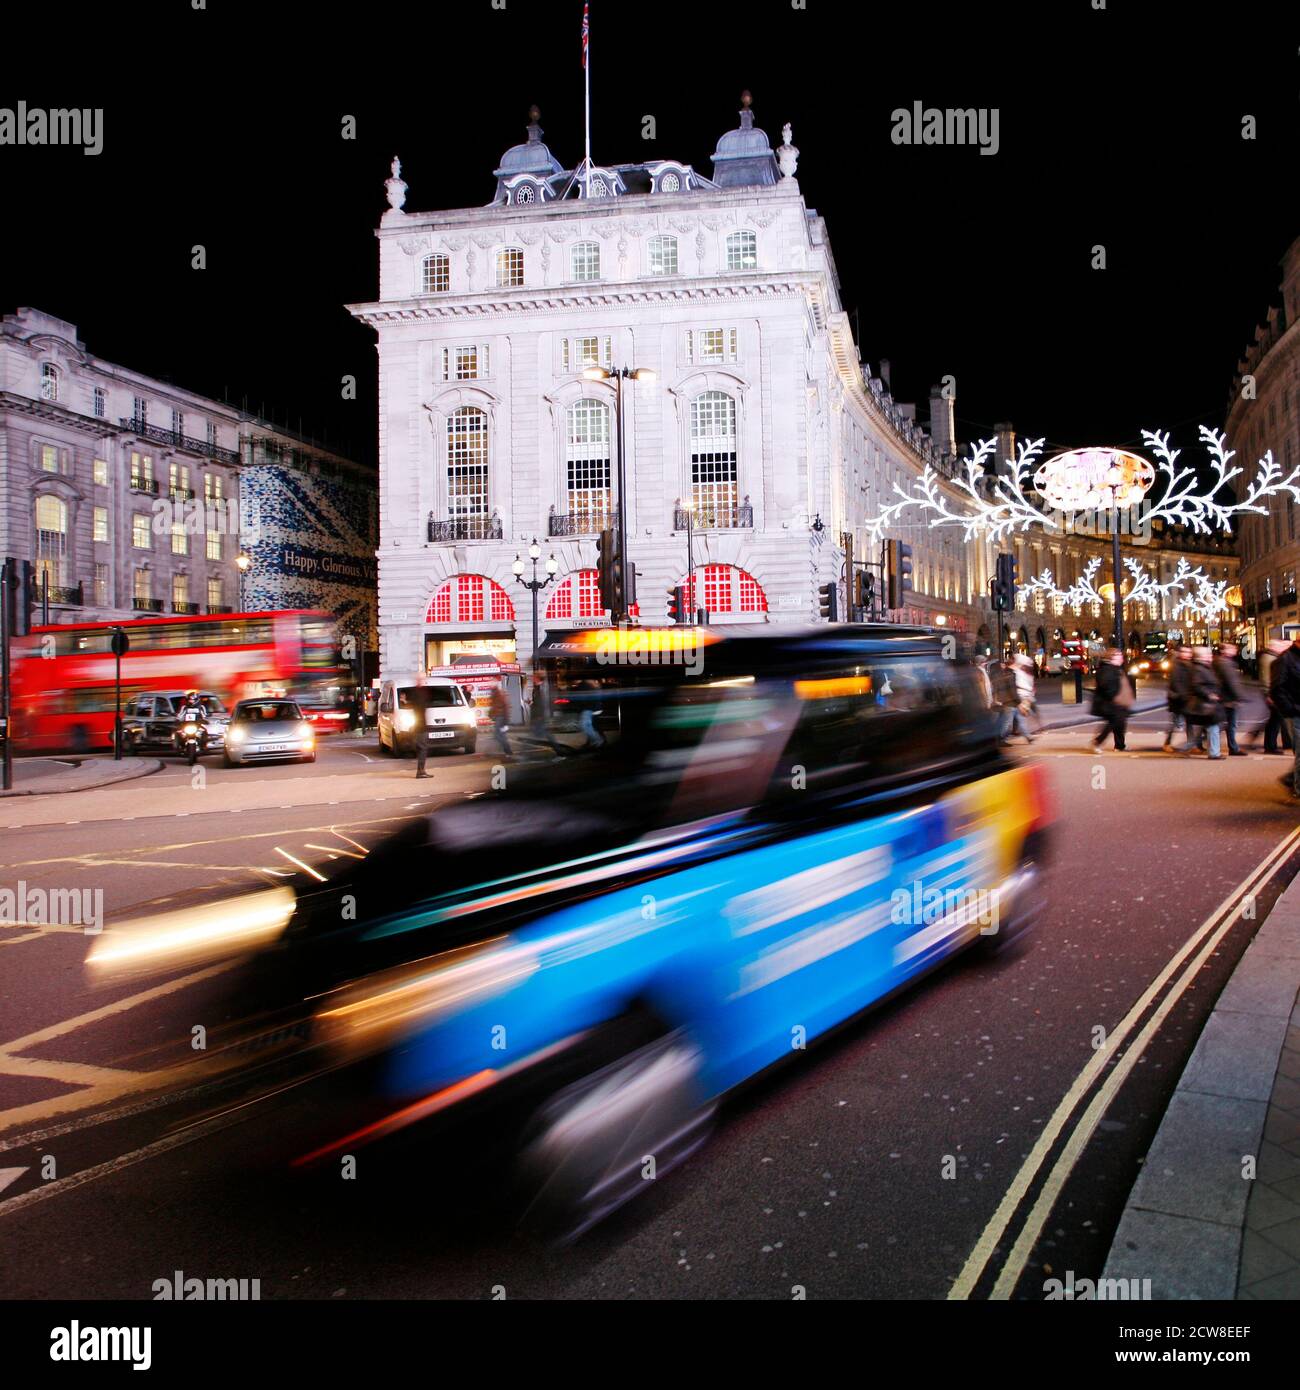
<box><xmin>132</xmin><ymin>514</ymin><xmax>151</xmax><ymax>549</ymax></box>
<box><xmin>93</xmin><ymin>506</ymin><xmax>109</xmax><ymax>543</ymax></box>
<box><xmin>571</xmin><ymin>241</ymin><xmax>600</xmax><ymax>282</ymax></box>
<box><xmin>134</xmin><ymin>568</ymin><xmax>152</xmax><ymax>606</ymax></box>
<box><xmin>130</xmin><ymin>452</ymin><xmax>154</xmax><ymax>490</ymax></box>
<box><xmin>495</xmin><ymin>247</ymin><xmax>524</xmax><ymax>287</ymax></box>
<box><xmin>423</xmin><ymin>253</ymin><xmax>450</xmax><ymax>293</ymax></box>
<box><xmin>725</xmin><ymin>230</ymin><xmax>757</xmax><ymax>271</ymax></box>
<box><xmin>35</xmin><ymin>495</ymin><xmax>68</xmax><ymax>587</ymax></box>
<box><xmin>446</xmin><ymin>407</ymin><xmax>490</xmax><ymax>537</ymax></box>
<box><xmin>172</xmin><ymin>409</ymin><xmax>184</xmax><ymax>437</ymax></box>
<box><xmin>564</xmin><ymin>400</ymin><xmax>612</xmax><ymax>530</ymax></box>
<box><xmin>648</xmin><ymin>235</ymin><xmax>678</xmax><ymax>276</ymax></box>
<box><xmin>40</xmin><ymin>363</ymin><xmax>59</xmax><ymax>401</ymax></box>
<box><xmin>207</xmin><ymin>576</ymin><xmax>224</xmax><ymax>611</ymax></box>
<box><xmin>132</xmin><ymin>397</ymin><xmax>149</xmax><ymax>426</ymax></box>
<box><xmin>169</xmin><ymin>462</ymin><xmax>191</xmax><ymax>498</ymax></box>
<box><xmin>207</xmin><ymin>421</ymin><xmax>217</xmax><ymax>447</ymax></box>
<box><xmin>172</xmin><ymin>574</ymin><xmax>189</xmax><ymax>610</ymax></box>
<box><xmin>685</xmin><ymin>327</ymin><xmax>738</xmax><ymax>364</ymax></box>
<box><xmin>689</xmin><ymin>391</ymin><xmax>739</xmax><ymax>526</ymax></box>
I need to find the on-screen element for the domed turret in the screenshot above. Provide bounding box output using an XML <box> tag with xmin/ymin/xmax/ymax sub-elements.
<box><xmin>492</xmin><ymin>106</ymin><xmax>565</xmax><ymax>204</ymax></box>
<box><xmin>710</xmin><ymin>91</ymin><xmax>779</xmax><ymax>189</ymax></box>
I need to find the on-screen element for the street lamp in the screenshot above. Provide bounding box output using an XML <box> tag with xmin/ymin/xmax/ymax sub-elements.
<box><xmin>582</xmin><ymin>364</ymin><xmax>656</xmax><ymax>622</ymax></box>
<box><xmin>235</xmin><ymin>551</ymin><xmax>251</xmax><ymax>613</ymax></box>
<box><xmin>679</xmin><ymin>495</ymin><xmax>697</xmax><ymax>624</ymax></box>
<box><xmin>514</xmin><ymin>538</ymin><xmax>558</xmax><ymax>674</ymax></box>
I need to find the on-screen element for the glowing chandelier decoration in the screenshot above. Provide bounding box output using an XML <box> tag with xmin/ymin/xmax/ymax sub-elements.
<box><xmin>865</xmin><ymin>426</ymin><xmax>1300</xmax><ymax>544</ymax></box>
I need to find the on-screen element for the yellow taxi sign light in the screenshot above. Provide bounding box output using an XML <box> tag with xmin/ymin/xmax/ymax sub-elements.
<box><xmin>794</xmin><ymin>675</ymin><xmax>873</xmax><ymax>700</ymax></box>
<box><xmin>568</xmin><ymin>627</ymin><xmax>722</xmax><ymax>657</ymax></box>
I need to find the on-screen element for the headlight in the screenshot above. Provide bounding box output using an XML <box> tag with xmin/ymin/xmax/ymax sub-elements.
<box><xmin>397</xmin><ymin>709</ymin><xmax>417</xmax><ymax>732</ymax></box>
<box><xmin>298</xmin><ymin>723</ymin><xmax>314</xmax><ymax>741</ymax></box>
<box><xmin>181</xmin><ymin>723</ymin><xmax>200</xmax><ymax>736</ymax></box>
<box><xmin>228</xmin><ymin>726</ymin><xmax>246</xmax><ymax>745</ymax></box>
<box><xmin>1128</xmin><ymin>666</ymin><xmax>1139</xmax><ymax>677</ymax></box>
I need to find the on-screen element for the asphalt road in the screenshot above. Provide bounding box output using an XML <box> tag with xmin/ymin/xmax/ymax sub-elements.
<box><xmin>0</xmin><ymin>699</ymin><xmax>1297</xmax><ymax>1300</ymax></box>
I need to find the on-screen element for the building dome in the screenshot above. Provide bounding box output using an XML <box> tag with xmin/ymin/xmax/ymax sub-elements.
<box><xmin>492</xmin><ymin>107</ymin><xmax>564</xmax><ymax>201</ymax></box>
<box><xmin>710</xmin><ymin>92</ymin><xmax>779</xmax><ymax>188</ymax></box>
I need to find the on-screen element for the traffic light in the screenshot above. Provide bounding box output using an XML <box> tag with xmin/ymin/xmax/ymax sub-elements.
<box><xmin>818</xmin><ymin>581</ymin><xmax>839</xmax><ymax>622</ymax></box>
<box><xmin>886</xmin><ymin>540</ymin><xmax>913</xmax><ymax>610</ymax></box>
<box><xmin>596</xmin><ymin>528</ymin><xmax>617</xmax><ymax>615</ymax></box>
<box><xmin>3</xmin><ymin>558</ymin><xmax>34</xmax><ymax>638</ymax></box>
<box><xmin>992</xmin><ymin>552</ymin><xmax>1019</xmax><ymax>611</ymax></box>
<box><xmin>667</xmin><ymin>584</ymin><xmax>687</xmax><ymax>624</ymax></box>
<box><xmin>856</xmin><ymin>570</ymin><xmax>875</xmax><ymax>618</ymax></box>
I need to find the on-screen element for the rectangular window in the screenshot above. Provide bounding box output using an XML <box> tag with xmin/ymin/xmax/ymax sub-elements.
<box><xmin>571</xmin><ymin>242</ymin><xmax>599</xmax><ymax>282</ymax></box>
<box><xmin>134</xmin><ymin>568</ymin><xmax>151</xmax><ymax>603</ymax></box>
<box><xmin>649</xmin><ymin>236</ymin><xmax>678</xmax><ymax>276</ymax></box>
<box><xmin>41</xmin><ymin>363</ymin><xmax>59</xmax><ymax>401</ymax></box>
<box><xmin>132</xmin><ymin>514</ymin><xmax>151</xmax><ymax>549</ymax></box>
<box><xmin>207</xmin><ymin>576</ymin><xmax>223</xmax><ymax>611</ymax></box>
<box><xmin>130</xmin><ymin>452</ymin><xmax>153</xmax><ymax>488</ymax></box>
<box><xmin>495</xmin><ymin>247</ymin><xmax>524</xmax><ymax>287</ymax></box>
<box><xmin>172</xmin><ymin>574</ymin><xmax>188</xmax><ymax>609</ymax></box>
<box><xmin>206</xmin><ymin>529</ymin><xmax>222</xmax><ymax>561</ymax></box>
<box><xmin>93</xmin><ymin>506</ymin><xmax>109</xmax><ymax>543</ymax></box>
<box><xmin>93</xmin><ymin>387</ymin><xmax>106</xmax><ymax>419</ymax></box>
<box><xmin>172</xmin><ymin>408</ymin><xmax>184</xmax><ymax>437</ymax></box>
<box><xmin>443</xmin><ymin>345</ymin><xmax>482</xmax><ymax>380</ymax></box>
<box><xmin>93</xmin><ymin>457</ymin><xmax>109</xmax><ymax>485</ymax></box>
<box><xmin>132</xmin><ymin>396</ymin><xmax>148</xmax><ymax>426</ymax></box>
<box><xmin>171</xmin><ymin>521</ymin><xmax>188</xmax><ymax>556</ymax></box>
<box><xmin>206</xmin><ymin>421</ymin><xmax>217</xmax><ymax>447</ymax></box>
<box><xmin>169</xmin><ymin>462</ymin><xmax>190</xmax><ymax>497</ymax></box>
<box><xmin>204</xmin><ymin>473</ymin><xmax>223</xmax><ymax>502</ymax></box>
<box><xmin>423</xmin><ymin>254</ymin><xmax>450</xmax><ymax>293</ymax></box>
<box><xmin>41</xmin><ymin>444</ymin><xmax>59</xmax><ymax>473</ymax></box>
<box><xmin>688</xmin><ymin>328</ymin><xmax>738</xmax><ymax>364</ymax></box>
<box><xmin>94</xmin><ymin>563</ymin><xmax>109</xmax><ymax>606</ymax></box>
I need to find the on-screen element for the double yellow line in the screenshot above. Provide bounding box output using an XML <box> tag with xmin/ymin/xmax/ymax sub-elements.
<box><xmin>950</xmin><ymin>822</ymin><xmax>1300</xmax><ymax>1300</ymax></box>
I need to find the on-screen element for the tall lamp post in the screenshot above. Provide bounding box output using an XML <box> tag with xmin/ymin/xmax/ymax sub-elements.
<box><xmin>235</xmin><ymin>550</ymin><xmax>251</xmax><ymax>612</ymax></box>
<box><xmin>513</xmin><ymin>538</ymin><xmax>558</xmax><ymax>674</ymax></box>
<box><xmin>681</xmin><ymin>496</ymin><xmax>696</xmax><ymax>623</ymax></box>
<box><xmin>582</xmin><ymin>364</ymin><xmax>656</xmax><ymax>622</ymax></box>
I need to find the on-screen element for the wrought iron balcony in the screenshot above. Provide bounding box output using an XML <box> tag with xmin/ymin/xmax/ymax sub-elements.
<box><xmin>427</xmin><ymin>512</ymin><xmax>503</xmax><ymax>542</ymax></box>
<box><xmin>673</xmin><ymin>497</ymin><xmax>754</xmax><ymax>531</ymax></box>
<box><xmin>130</xmin><ymin>476</ymin><xmax>160</xmax><ymax>495</ymax></box>
<box><xmin>207</xmin><ymin>604</ymin><xmax>235</xmax><ymax>614</ymax></box>
<box><xmin>169</xmin><ymin>487</ymin><xmax>196</xmax><ymax>501</ymax></box>
<box><xmin>548</xmin><ymin>507</ymin><xmax>619</xmax><ymax>537</ymax></box>
<box><xmin>44</xmin><ymin>583</ymin><xmax>84</xmax><ymax>606</ymax></box>
<box><xmin>172</xmin><ymin>601</ymin><xmax>202</xmax><ymax>614</ymax></box>
<box><xmin>121</xmin><ymin>418</ymin><xmax>241</xmax><ymax>467</ymax></box>
<box><xmin>132</xmin><ymin>597</ymin><xmax>165</xmax><ymax>611</ymax></box>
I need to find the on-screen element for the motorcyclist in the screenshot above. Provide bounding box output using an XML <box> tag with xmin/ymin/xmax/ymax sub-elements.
<box><xmin>177</xmin><ymin>690</ymin><xmax>208</xmax><ymax>724</ymax></box>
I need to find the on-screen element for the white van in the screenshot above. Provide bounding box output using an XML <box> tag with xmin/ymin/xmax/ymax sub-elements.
<box><xmin>377</xmin><ymin>676</ymin><xmax>478</xmax><ymax>756</ymax></box>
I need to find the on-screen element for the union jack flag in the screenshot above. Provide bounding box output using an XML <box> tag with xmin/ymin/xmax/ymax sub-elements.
<box><xmin>582</xmin><ymin>3</ymin><xmax>589</xmax><ymax>69</ymax></box>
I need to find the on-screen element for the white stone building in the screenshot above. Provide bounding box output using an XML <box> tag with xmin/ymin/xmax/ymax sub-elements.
<box><xmin>350</xmin><ymin>100</ymin><xmax>993</xmax><ymax>677</ymax></box>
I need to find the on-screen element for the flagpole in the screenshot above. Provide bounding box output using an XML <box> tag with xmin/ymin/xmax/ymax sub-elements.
<box><xmin>583</xmin><ymin>4</ymin><xmax>592</xmax><ymax>199</ymax></box>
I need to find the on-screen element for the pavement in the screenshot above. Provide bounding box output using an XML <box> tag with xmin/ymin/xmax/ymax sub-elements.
<box><xmin>0</xmin><ymin>755</ymin><xmax>161</xmax><ymax>798</ymax></box>
<box><xmin>1103</xmin><ymin>871</ymin><xmax>1300</xmax><ymax>1299</ymax></box>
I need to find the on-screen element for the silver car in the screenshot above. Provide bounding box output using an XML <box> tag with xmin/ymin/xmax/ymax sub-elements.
<box><xmin>223</xmin><ymin>698</ymin><xmax>317</xmax><ymax>766</ymax></box>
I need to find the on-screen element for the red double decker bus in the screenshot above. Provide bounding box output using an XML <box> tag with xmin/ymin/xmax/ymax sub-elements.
<box><xmin>10</xmin><ymin>610</ymin><xmax>341</xmax><ymax>753</ymax></box>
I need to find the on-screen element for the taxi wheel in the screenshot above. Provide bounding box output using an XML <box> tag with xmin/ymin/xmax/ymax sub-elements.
<box><xmin>976</xmin><ymin>840</ymin><xmax>1048</xmax><ymax>959</ymax></box>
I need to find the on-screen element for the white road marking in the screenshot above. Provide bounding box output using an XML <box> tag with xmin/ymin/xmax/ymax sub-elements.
<box><xmin>0</xmin><ymin>1167</ymin><xmax>30</xmax><ymax>1193</ymax></box>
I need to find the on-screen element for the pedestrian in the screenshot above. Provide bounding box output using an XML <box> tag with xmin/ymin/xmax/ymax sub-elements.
<box><xmin>990</xmin><ymin>658</ymin><xmax>1020</xmax><ymax>743</ymax></box>
<box><xmin>1011</xmin><ymin>652</ymin><xmax>1039</xmax><ymax>740</ymax></box>
<box><xmin>576</xmin><ymin>678</ymin><xmax>605</xmax><ymax>749</ymax></box>
<box><xmin>1091</xmin><ymin>647</ymin><xmax>1133</xmax><ymax>751</ymax></box>
<box><xmin>1184</xmin><ymin>647</ymin><xmax>1226</xmax><ymax>759</ymax></box>
<box><xmin>1251</xmin><ymin>640</ymin><xmax>1291</xmax><ymax>754</ymax></box>
<box><xmin>409</xmin><ymin>675</ymin><xmax>431</xmax><ymax>778</ymax></box>
<box><xmin>489</xmin><ymin>682</ymin><xmax>513</xmax><ymax>757</ymax></box>
<box><xmin>1163</xmin><ymin>645</ymin><xmax>1193</xmax><ymax>752</ymax></box>
<box><xmin>1268</xmin><ymin>632</ymin><xmax>1300</xmax><ymax>797</ymax></box>
<box><xmin>973</xmin><ymin>656</ymin><xmax>994</xmax><ymax>710</ymax></box>
<box><xmin>1214</xmin><ymin>643</ymin><xmax>1247</xmax><ymax>756</ymax></box>
<box><xmin>528</xmin><ymin>677</ymin><xmax>573</xmax><ymax>758</ymax></box>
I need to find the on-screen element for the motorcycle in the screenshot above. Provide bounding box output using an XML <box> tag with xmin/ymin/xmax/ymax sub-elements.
<box><xmin>175</xmin><ymin>718</ymin><xmax>207</xmax><ymax>766</ymax></box>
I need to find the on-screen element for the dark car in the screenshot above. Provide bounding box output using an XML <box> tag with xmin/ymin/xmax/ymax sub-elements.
<box><xmin>118</xmin><ymin>690</ymin><xmax>229</xmax><ymax>753</ymax></box>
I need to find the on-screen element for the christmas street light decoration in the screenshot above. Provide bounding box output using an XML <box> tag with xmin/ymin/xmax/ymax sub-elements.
<box><xmin>1015</xmin><ymin>556</ymin><xmax>1212</xmax><ymax>616</ymax></box>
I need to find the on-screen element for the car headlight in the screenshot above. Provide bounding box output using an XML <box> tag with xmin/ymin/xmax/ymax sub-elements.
<box><xmin>228</xmin><ymin>726</ymin><xmax>246</xmax><ymax>745</ymax></box>
<box><xmin>298</xmin><ymin>723</ymin><xmax>314</xmax><ymax>742</ymax></box>
<box><xmin>397</xmin><ymin>709</ymin><xmax>417</xmax><ymax>732</ymax></box>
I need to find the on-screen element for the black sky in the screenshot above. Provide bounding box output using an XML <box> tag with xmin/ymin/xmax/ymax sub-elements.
<box><xmin>4</xmin><ymin>0</ymin><xmax>1296</xmax><ymax>468</ymax></box>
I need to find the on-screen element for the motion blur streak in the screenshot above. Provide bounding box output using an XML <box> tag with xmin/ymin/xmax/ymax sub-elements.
<box><xmin>85</xmin><ymin>887</ymin><xmax>296</xmax><ymax>980</ymax></box>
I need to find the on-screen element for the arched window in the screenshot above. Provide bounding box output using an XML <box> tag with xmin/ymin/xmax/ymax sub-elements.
<box><xmin>546</xmin><ymin>570</ymin><xmax>602</xmax><ymax>621</ymax></box>
<box><xmin>565</xmin><ymin>400</ymin><xmax>612</xmax><ymax>527</ymax></box>
<box><xmin>514</xmin><ymin>183</ymin><xmax>535</xmax><ymax>204</ymax></box>
<box><xmin>426</xmin><ymin>574</ymin><xmax>516</xmax><ymax>625</ymax></box>
<box><xmin>725</xmin><ymin>230</ymin><xmax>757</xmax><ymax>271</ymax></box>
<box><xmin>570</xmin><ymin>241</ymin><xmax>600</xmax><ymax>282</ymax></box>
<box><xmin>660</xmin><ymin>172</ymin><xmax>681</xmax><ymax>192</ymax></box>
<box><xmin>40</xmin><ymin>363</ymin><xmax>59</xmax><ymax>402</ymax></box>
<box><xmin>422</xmin><ymin>253</ymin><xmax>449</xmax><ymax>294</ymax></box>
<box><xmin>648</xmin><ymin>234</ymin><xmax>677</xmax><ymax>276</ymax></box>
<box><xmin>689</xmin><ymin>391</ymin><xmax>738</xmax><ymax>527</ymax></box>
<box><xmin>447</xmin><ymin>407</ymin><xmax>490</xmax><ymax>538</ymax></box>
<box><xmin>35</xmin><ymin>494</ymin><xmax>68</xmax><ymax>587</ymax></box>
<box><xmin>684</xmin><ymin>564</ymin><xmax>767</xmax><ymax>618</ymax></box>
<box><xmin>495</xmin><ymin>247</ymin><xmax>524</xmax><ymax>287</ymax></box>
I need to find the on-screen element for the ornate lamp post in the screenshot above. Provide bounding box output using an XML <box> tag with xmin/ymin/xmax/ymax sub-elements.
<box><xmin>582</xmin><ymin>364</ymin><xmax>656</xmax><ymax>622</ymax></box>
<box><xmin>235</xmin><ymin>551</ymin><xmax>251</xmax><ymax>612</ymax></box>
<box><xmin>513</xmin><ymin>538</ymin><xmax>558</xmax><ymax>673</ymax></box>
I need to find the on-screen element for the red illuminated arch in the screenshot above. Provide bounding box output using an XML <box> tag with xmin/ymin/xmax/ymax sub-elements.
<box><xmin>425</xmin><ymin>574</ymin><xmax>516</xmax><ymax>624</ymax></box>
<box><xmin>546</xmin><ymin>569</ymin><xmax>603</xmax><ymax>621</ymax></box>
<box><xmin>684</xmin><ymin>564</ymin><xmax>768</xmax><ymax>616</ymax></box>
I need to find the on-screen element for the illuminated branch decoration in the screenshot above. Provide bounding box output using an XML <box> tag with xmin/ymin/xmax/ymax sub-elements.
<box><xmin>1015</xmin><ymin>556</ymin><xmax>1214</xmax><ymax>615</ymax></box>
<box><xmin>866</xmin><ymin>425</ymin><xmax>1300</xmax><ymax>542</ymax></box>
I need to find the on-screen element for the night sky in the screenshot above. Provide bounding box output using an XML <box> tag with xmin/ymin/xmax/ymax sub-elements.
<box><xmin>5</xmin><ymin>1</ymin><xmax>1296</xmax><ymax>469</ymax></box>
